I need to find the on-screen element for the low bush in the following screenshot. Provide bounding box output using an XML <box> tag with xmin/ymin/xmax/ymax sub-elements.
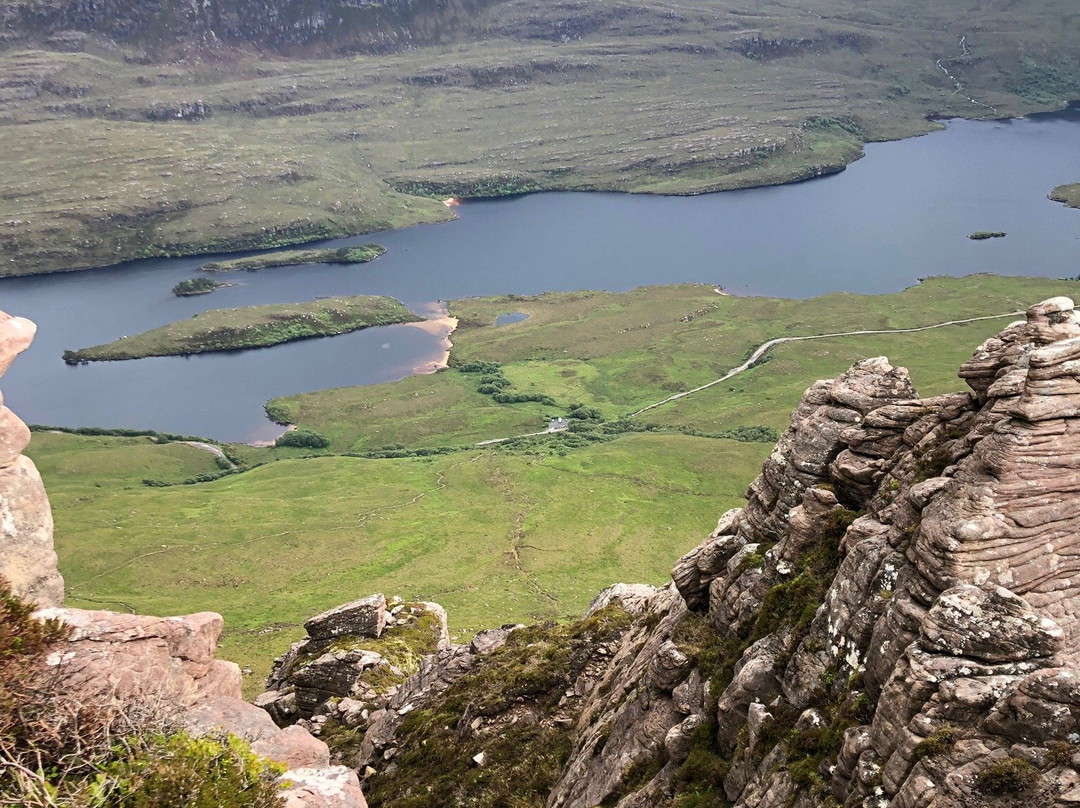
<box><xmin>913</xmin><ymin>725</ymin><xmax>959</xmax><ymax>760</ymax></box>
<box><xmin>172</xmin><ymin>278</ymin><xmax>224</xmax><ymax>296</ymax></box>
<box><xmin>975</xmin><ymin>757</ymin><xmax>1039</xmax><ymax>794</ymax></box>
<box><xmin>275</xmin><ymin>429</ymin><xmax>331</xmax><ymax>449</ymax></box>
<box><xmin>96</xmin><ymin>732</ymin><xmax>283</xmax><ymax>808</ymax></box>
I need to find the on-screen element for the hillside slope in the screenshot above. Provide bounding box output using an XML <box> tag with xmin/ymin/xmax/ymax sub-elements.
<box><xmin>1</xmin><ymin>0</ymin><xmax>1078</xmax><ymax>274</ymax></box>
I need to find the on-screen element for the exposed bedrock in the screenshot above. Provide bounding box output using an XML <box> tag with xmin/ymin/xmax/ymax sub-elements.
<box><xmin>0</xmin><ymin>310</ymin><xmax>64</xmax><ymax>608</ymax></box>
<box><xmin>357</xmin><ymin>297</ymin><xmax>1080</xmax><ymax>808</ymax></box>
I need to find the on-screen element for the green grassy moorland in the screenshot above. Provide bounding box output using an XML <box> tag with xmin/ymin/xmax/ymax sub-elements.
<box><xmin>62</xmin><ymin>295</ymin><xmax>421</xmax><ymax>363</ymax></box>
<box><xmin>1051</xmin><ymin>183</ymin><xmax>1080</xmax><ymax>209</ymax></box>
<box><xmin>1</xmin><ymin>0</ymin><xmax>1078</xmax><ymax>274</ymax></box>
<box><xmin>273</xmin><ymin>275</ymin><xmax>1068</xmax><ymax>450</ymax></box>
<box><xmin>28</xmin><ymin>275</ymin><xmax>1079</xmax><ymax>693</ymax></box>
<box><xmin>200</xmin><ymin>244</ymin><xmax>386</xmax><ymax>272</ymax></box>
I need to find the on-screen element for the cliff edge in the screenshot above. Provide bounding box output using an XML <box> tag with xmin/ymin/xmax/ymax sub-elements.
<box><xmin>358</xmin><ymin>296</ymin><xmax>1080</xmax><ymax>808</ymax></box>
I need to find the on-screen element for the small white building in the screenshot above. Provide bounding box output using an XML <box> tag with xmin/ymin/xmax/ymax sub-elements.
<box><xmin>547</xmin><ymin>417</ymin><xmax>569</xmax><ymax>433</ymax></box>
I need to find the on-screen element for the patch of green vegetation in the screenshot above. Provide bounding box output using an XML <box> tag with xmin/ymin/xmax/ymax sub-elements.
<box><xmin>1047</xmin><ymin>740</ymin><xmax>1076</xmax><ymax>765</ymax></box>
<box><xmin>913</xmin><ymin>725</ymin><xmax>960</xmax><ymax>760</ymax></box>
<box><xmin>62</xmin><ymin>295</ymin><xmax>421</xmax><ymax>363</ymax></box>
<box><xmin>33</xmin><ymin>430</ymin><xmax>754</xmax><ymax>692</ymax></box>
<box><xmin>1051</xmin><ymin>183</ymin><xmax>1080</xmax><ymax>210</ymax></box>
<box><xmin>275</xmin><ymin>429</ymin><xmax>331</xmax><ymax>450</ymax></box>
<box><xmin>25</xmin><ymin>431</ymin><xmax>225</xmax><ymax>491</ymax></box>
<box><xmin>99</xmin><ymin>732</ymin><xmax>284</xmax><ymax>808</ymax></box>
<box><xmin>672</xmin><ymin>719</ymin><xmax>732</xmax><ymax>808</ymax></box>
<box><xmin>975</xmin><ymin>757</ymin><xmax>1040</xmax><ymax>794</ymax></box>
<box><xmin>29</xmin><ymin>424</ymin><xmax>211</xmax><ymax>442</ymax></box>
<box><xmin>201</xmin><ymin>244</ymin><xmax>386</xmax><ymax>272</ymax></box>
<box><xmin>173</xmin><ymin>277</ymin><xmax>226</xmax><ymax>296</ymax></box>
<box><xmin>911</xmin><ymin>444</ymin><xmax>953</xmax><ymax>483</ymax></box>
<box><xmin>1005</xmin><ymin>58</ymin><xmax>1080</xmax><ymax>106</ymax></box>
<box><xmin>968</xmin><ymin>231</ymin><xmax>1007</xmax><ymax>240</ymax></box>
<box><xmin>364</xmin><ymin>605</ymin><xmax>631</xmax><ymax>808</ymax></box>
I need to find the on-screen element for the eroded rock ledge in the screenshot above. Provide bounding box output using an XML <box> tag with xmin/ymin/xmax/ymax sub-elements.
<box><xmin>356</xmin><ymin>297</ymin><xmax>1080</xmax><ymax>808</ymax></box>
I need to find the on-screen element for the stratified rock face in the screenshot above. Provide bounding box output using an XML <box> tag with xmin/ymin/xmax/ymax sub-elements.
<box><xmin>0</xmin><ymin>310</ymin><xmax>63</xmax><ymax>608</ymax></box>
<box><xmin>357</xmin><ymin>296</ymin><xmax>1080</xmax><ymax>808</ymax></box>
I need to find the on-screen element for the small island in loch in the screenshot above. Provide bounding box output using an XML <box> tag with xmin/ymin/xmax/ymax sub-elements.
<box><xmin>1051</xmin><ymin>183</ymin><xmax>1080</xmax><ymax>209</ymax></box>
<box><xmin>968</xmin><ymin>230</ymin><xmax>1007</xmax><ymax>240</ymax></box>
<box><xmin>62</xmin><ymin>295</ymin><xmax>421</xmax><ymax>363</ymax></box>
<box><xmin>200</xmin><ymin>244</ymin><xmax>386</xmax><ymax>272</ymax></box>
<box><xmin>172</xmin><ymin>277</ymin><xmax>227</xmax><ymax>296</ymax></box>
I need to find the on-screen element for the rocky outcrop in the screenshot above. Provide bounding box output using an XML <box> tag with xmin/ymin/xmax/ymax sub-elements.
<box><xmin>257</xmin><ymin>594</ymin><xmax>451</xmax><ymax>767</ymax></box>
<box><xmin>36</xmin><ymin>604</ymin><xmax>367</xmax><ymax>807</ymax></box>
<box><xmin>0</xmin><ymin>310</ymin><xmax>63</xmax><ymax>608</ymax></box>
<box><xmin>360</xmin><ymin>296</ymin><xmax>1080</xmax><ymax>808</ymax></box>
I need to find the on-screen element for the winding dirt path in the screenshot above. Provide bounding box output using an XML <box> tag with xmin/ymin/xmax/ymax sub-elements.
<box><xmin>182</xmin><ymin>441</ymin><xmax>236</xmax><ymax>468</ymax></box>
<box><xmin>628</xmin><ymin>310</ymin><xmax>1022</xmax><ymax>417</ymax></box>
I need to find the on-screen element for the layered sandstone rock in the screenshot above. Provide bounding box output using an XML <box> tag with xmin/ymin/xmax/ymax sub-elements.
<box><xmin>0</xmin><ymin>310</ymin><xmax>63</xmax><ymax>608</ymax></box>
<box><xmin>360</xmin><ymin>296</ymin><xmax>1080</xmax><ymax>808</ymax></box>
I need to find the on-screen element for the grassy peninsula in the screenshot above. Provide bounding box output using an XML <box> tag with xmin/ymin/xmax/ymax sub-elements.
<box><xmin>62</xmin><ymin>296</ymin><xmax>420</xmax><ymax>363</ymax></box>
<box><xmin>1051</xmin><ymin>183</ymin><xmax>1080</xmax><ymax>209</ymax></box>
<box><xmin>200</xmin><ymin>245</ymin><xmax>386</xmax><ymax>272</ymax></box>
<box><xmin>32</xmin><ymin>275</ymin><xmax>1079</xmax><ymax>689</ymax></box>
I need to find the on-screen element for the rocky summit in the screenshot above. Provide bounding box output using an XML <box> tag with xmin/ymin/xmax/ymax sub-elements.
<box><xmin>345</xmin><ymin>296</ymin><xmax>1080</xmax><ymax>807</ymax></box>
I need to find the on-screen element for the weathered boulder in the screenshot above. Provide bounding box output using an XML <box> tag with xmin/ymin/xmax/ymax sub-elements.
<box><xmin>305</xmin><ymin>594</ymin><xmax>387</xmax><ymax>641</ymax></box>
<box><xmin>920</xmin><ymin>584</ymin><xmax>1063</xmax><ymax>663</ymax></box>
<box><xmin>280</xmin><ymin>766</ymin><xmax>369</xmax><ymax>808</ymax></box>
<box><xmin>0</xmin><ymin>310</ymin><xmax>63</xmax><ymax>608</ymax></box>
<box><xmin>0</xmin><ymin>455</ymin><xmax>63</xmax><ymax>608</ymax></box>
<box><xmin>35</xmin><ymin>607</ymin><xmax>232</xmax><ymax>705</ymax></box>
<box><xmin>252</xmin><ymin>725</ymin><xmax>332</xmax><ymax>769</ymax></box>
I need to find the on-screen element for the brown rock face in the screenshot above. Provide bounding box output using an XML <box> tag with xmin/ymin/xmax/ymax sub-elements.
<box><xmin>35</xmin><ymin>607</ymin><xmax>239</xmax><ymax>707</ymax></box>
<box><xmin>357</xmin><ymin>296</ymin><xmax>1080</xmax><ymax>808</ymax></box>
<box><xmin>0</xmin><ymin>310</ymin><xmax>63</xmax><ymax>608</ymax></box>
